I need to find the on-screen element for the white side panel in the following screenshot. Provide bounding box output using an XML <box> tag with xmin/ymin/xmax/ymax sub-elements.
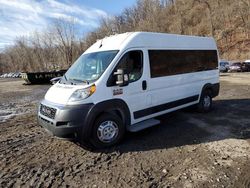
<box><xmin>133</xmin><ymin>70</ymin><xmax>219</xmax><ymax>123</ymax></box>
<box><xmin>149</xmin><ymin>70</ymin><xmax>218</xmax><ymax>107</ymax></box>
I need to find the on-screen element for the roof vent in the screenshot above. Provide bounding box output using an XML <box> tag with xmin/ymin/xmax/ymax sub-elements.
<box><xmin>99</xmin><ymin>39</ymin><xmax>103</xmax><ymax>48</ymax></box>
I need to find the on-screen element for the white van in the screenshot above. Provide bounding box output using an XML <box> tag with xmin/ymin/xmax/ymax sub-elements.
<box><xmin>38</xmin><ymin>32</ymin><xmax>219</xmax><ymax>149</ymax></box>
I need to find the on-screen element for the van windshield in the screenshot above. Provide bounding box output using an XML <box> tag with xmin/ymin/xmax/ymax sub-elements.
<box><xmin>63</xmin><ymin>50</ymin><xmax>118</xmax><ymax>84</ymax></box>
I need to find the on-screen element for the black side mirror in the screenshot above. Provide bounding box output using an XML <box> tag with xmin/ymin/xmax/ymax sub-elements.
<box><xmin>114</xmin><ymin>69</ymin><xmax>129</xmax><ymax>87</ymax></box>
<box><xmin>50</xmin><ymin>76</ymin><xmax>62</xmax><ymax>85</ymax></box>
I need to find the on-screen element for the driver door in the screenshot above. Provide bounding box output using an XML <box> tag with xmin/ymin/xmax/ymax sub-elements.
<box><xmin>109</xmin><ymin>50</ymin><xmax>148</xmax><ymax>124</ymax></box>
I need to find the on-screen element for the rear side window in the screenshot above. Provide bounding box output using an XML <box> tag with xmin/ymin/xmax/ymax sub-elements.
<box><xmin>148</xmin><ymin>50</ymin><xmax>218</xmax><ymax>78</ymax></box>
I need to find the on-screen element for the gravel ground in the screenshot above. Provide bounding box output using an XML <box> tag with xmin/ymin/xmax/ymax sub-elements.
<box><xmin>0</xmin><ymin>74</ymin><xmax>250</xmax><ymax>188</ymax></box>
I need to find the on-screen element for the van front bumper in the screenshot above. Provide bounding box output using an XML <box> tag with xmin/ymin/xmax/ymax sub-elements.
<box><xmin>37</xmin><ymin>99</ymin><xmax>93</xmax><ymax>138</ymax></box>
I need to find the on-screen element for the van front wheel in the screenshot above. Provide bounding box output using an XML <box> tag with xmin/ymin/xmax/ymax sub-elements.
<box><xmin>90</xmin><ymin>113</ymin><xmax>125</xmax><ymax>149</ymax></box>
<box><xmin>197</xmin><ymin>90</ymin><xmax>212</xmax><ymax>113</ymax></box>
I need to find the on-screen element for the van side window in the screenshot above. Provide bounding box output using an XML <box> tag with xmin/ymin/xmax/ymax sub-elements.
<box><xmin>148</xmin><ymin>50</ymin><xmax>218</xmax><ymax>78</ymax></box>
<box><xmin>107</xmin><ymin>51</ymin><xmax>143</xmax><ymax>86</ymax></box>
<box><xmin>117</xmin><ymin>51</ymin><xmax>143</xmax><ymax>82</ymax></box>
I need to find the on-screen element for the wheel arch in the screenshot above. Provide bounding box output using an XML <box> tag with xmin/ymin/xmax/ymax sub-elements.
<box><xmin>201</xmin><ymin>83</ymin><xmax>220</xmax><ymax>98</ymax></box>
<box><xmin>81</xmin><ymin>99</ymin><xmax>131</xmax><ymax>141</ymax></box>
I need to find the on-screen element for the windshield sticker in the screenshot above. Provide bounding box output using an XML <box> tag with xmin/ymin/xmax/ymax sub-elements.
<box><xmin>113</xmin><ymin>88</ymin><xmax>123</xmax><ymax>96</ymax></box>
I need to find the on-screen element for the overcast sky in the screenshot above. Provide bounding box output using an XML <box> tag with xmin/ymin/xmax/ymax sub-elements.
<box><xmin>0</xmin><ymin>0</ymin><xmax>137</xmax><ymax>49</ymax></box>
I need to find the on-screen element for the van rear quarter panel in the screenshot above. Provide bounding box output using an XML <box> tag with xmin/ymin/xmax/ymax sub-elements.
<box><xmin>148</xmin><ymin>70</ymin><xmax>219</xmax><ymax>107</ymax></box>
<box><xmin>129</xmin><ymin>69</ymin><xmax>218</xmax><ymax>123</ymax></box>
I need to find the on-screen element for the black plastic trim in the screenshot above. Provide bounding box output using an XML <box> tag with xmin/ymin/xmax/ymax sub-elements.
<box><xmin>201</xmin><ymin>83</ymin><xmax>220</xmax><ymax>98</ymax></box>
<box><xmin>211</xmin><ymin>83</ymin><xmax>220</xmax><ymax>97</ymax></box>
<box><xmin>134</xmin><ymin>95</ymin><xmax>199</xmax><ymax>119</ymax></box>
<box><xmin>81</xmin><ymin>99</ymin><xmax>131</xmax><ymax>141</ymax></box>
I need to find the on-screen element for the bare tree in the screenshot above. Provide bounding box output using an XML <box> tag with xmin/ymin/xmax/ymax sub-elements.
<box><xmin>51</xmin><ymin>19</ymin><xmax>77</xmax><ymax>68</ymax></box>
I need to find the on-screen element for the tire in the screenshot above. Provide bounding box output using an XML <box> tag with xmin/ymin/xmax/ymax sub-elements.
<box><xmin>90</xmin><ymin>113</ymin><xmax>125</xmax><ymax>149</ymax></box>
<box><xmin>197</xmin><ymin>89</ymin><xmax>212</xmax><ymax>113</ymax></box>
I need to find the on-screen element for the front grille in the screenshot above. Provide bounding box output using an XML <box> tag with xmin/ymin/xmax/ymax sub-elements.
<box><xmin>39</xmin><ymin>116</ymin><xmax>54</xmax><ymax>125</ymax></box>
<box><xmin>40</xmin><ymin>104</ymin><xmax>57</xmax><ymax>119</ymax></box>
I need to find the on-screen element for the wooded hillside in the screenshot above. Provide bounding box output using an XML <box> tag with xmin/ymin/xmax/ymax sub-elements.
<box><xmin>0</xmin><ymin>0</ymin><xmax>249</xmax><ymax>73</ymax></box>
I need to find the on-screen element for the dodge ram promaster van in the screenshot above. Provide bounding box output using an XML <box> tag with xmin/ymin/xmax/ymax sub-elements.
<box><xmin>38</xmin><ymin>32</ymin><xmax>219</xmax><ymax>149</ymax></box>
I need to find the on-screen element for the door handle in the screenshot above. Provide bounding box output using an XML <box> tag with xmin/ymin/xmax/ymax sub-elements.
<box><xmin>142</xmin><ymin>80</ymin><xmax>147</xmax><ymax>90</ymax></box>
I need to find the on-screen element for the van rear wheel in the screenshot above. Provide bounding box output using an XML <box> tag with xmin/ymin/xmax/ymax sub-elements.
<box><xmin>197</xmin><ymin>89</ymin><xmax>212</xmax><ymax>113</ymax></box>
<box><xmin>90</xmin><ymin>113</ymin><xmax>125</xmax><ymax>149</ymax></box>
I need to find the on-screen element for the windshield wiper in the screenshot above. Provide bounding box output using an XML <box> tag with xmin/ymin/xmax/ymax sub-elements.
<box><xmin>64</xmin><ymin>74</ymin><xmax>68</xmax><ymax>81</ymax></box>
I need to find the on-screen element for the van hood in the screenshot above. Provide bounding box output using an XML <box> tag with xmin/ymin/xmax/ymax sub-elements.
<box><xmin>44</xmin><ymin>83</ymin><xmax>87</xmax><ymax>105</ymax></box>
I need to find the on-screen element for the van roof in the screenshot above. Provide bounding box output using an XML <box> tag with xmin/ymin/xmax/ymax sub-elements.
<box><xmin>85</xmin><ymin>32</ymin><xmax>217</xmax><ymax>53</ymax></box>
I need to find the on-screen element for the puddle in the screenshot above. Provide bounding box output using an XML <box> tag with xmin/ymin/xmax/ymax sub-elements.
<box><xmin>0</xmin><ymin>87</ymin><xmax>47</xmax><ymax>123</ymax></box>
<box><xmin>0</xmin><ymin>111</ymin><xmax>17</xmax><ymax>123</ymax></box>
<box><xmin>0</xmin><ymin>103</ymin><xmax>33</xmax><ymax>123</ymax></box>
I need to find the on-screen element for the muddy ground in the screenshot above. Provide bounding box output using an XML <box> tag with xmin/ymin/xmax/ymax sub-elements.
<box><xmin>0</xmin><ymin>73</ymin><xmax>250</xmax><ymax>188</ymax></box>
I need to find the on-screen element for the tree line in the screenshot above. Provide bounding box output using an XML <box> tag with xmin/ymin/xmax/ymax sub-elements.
<box><xmin>0</xmin><ymin>0</ymin><xmax>249</xmax><ymax>73</ymax></box>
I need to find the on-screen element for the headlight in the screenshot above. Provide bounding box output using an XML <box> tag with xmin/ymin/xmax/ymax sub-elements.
<box><xmin>68</xmin><ymin>85</ymin><xmax>96</xmax><ymax>102</ymax></box>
